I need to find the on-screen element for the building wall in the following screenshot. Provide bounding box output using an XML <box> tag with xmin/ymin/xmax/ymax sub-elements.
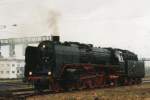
<box><xmin>0</xmin><ymin>58</ymin><xmax>25</xmax><ymax>79</ymax></box>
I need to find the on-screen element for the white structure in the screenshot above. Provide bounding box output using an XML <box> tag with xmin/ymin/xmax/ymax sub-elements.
<box><xmin>0</xmin><ymin>58</ymin><xmax>25</xmax><ymax>79</ymax></box>
<box><xmin>0</xmin><ymin>36</ymin><xmax>51</xmax><ymax>57</ymax></box>
<box><xmin>0</xmin><ymin>36</ymin><xmax>51</xmax><ymax>79</ymax></box>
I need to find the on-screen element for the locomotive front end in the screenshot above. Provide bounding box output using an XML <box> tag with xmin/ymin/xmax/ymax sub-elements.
<box><xmin>24</xmin><ymin>41</ymin><xmax>55</xmax><ymax>90</ymax></box>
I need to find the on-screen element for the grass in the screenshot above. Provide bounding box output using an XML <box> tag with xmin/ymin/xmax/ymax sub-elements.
<box><xmin>27</xmin><ymin>83</ymin><xmax>150</xmax><ymax>100</ymax></box>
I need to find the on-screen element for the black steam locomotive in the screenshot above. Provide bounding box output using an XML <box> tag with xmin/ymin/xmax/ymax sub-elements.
<box><xmin>24</xmin><ymin>36</ymin><xmax>145</xmax><ymax>91</ymax></box>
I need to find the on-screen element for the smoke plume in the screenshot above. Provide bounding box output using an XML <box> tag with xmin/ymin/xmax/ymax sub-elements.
<box><xmin>48</xmin><ymin>10</ymin><xmax>60</xmax><ymax>36</ymax></box>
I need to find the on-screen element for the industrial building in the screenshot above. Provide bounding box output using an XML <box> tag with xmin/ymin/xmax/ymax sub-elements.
<box><xmin>0</xmin><ymin>36</ymin><xmax>51</xmax><ymax>79</ymax></box>
<box><xmin>0</xmin><ymin>58</ymin><xmax>24</xmax><ymax>79</ymax></box>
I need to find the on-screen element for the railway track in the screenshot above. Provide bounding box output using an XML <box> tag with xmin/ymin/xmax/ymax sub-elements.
<box><xmin>0</xmin><ymin>88</ymin><xmax>34</xmax><ymax>100</ymax></box>
<box><xmin>143</xmin><ymin>80</ymin><xmax>150</xmax><ymax>83</ymax></box>
<box><xmin>0</xmin><ymin>88</ymin><xmax>56</xmax><ymax>100</ymax></box>
<box><xmin>0</xmin><ymin>80</ymin><xmax>150</xmax><ymax>100</ymax></box>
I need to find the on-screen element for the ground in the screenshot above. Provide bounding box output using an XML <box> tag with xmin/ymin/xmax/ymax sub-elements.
<box><xmin>0</xmin><ymin>79</ymin><xmax>32</xmax><ymax>91</ymax></box>
<box><xmin>27</xmin><ymin>83</ymin><xmax>150</xmax><ymax>100</ymax></box>
<box><xmin>0</xmin><ymin>77</ymin><xmax>149</xmax><ymax>100</ymax></box>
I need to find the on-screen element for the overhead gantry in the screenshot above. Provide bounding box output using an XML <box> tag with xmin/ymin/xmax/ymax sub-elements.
<box><xmin>0</xmin><ymin>36</ymin><xmax>51</xmax><ymax>57</ymax></box>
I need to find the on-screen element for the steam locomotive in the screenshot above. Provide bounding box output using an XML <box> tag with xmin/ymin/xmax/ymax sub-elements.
<box><xmin>24</xmin><ymin>36</ymin><xmax>145</xmax><ymax>91</ymax></box>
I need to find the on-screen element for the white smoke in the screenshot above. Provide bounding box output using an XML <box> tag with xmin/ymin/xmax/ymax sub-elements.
<box><xmin>47</xmin><ymin>10</ymin><xmax>61</xmax><ymax>36</ymax></box>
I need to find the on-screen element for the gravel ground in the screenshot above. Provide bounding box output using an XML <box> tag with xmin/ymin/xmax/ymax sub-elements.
<box><xmin>27</xmin><ymin>83</ymin><xmax>150</xmax><ymax>100</ymax></box>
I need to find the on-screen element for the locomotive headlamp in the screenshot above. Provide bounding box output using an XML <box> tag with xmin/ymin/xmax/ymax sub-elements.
<box><xmin>42</xmin><ymin>45</ymin><xmax>46</xmax><ymax>48</ymax></box>
<box><xmin>29</xmin><ymin>71</ymin><xmax>32</xmax><ymax>75</ymax></box>
<box><xmin>48</xmin><ymin>71</ymin><xmax>51</xmax><ymax>75</ymax></box>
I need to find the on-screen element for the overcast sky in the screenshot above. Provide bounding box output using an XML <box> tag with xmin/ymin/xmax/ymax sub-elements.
<box><xmin>0</xmin><ymin>0</ymin><xmax>150</xmax><ymax>58</ymax></box>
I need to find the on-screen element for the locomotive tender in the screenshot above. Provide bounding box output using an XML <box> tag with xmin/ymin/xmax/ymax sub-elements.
<box><xmin>24</xmin><ymin>36</ymin><xmax>145</xmax><ymax>91</ymax></box>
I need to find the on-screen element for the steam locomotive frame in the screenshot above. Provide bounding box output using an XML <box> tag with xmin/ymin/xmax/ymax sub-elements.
<box><xmin>24</xmin><ymin>36</ymin><xmax>145</xmax><ymax>92</ymax></box>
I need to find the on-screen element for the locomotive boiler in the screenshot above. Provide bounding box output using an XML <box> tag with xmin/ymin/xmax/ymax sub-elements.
<box><xmin>24</xmin><ymin>36</ymin><xmax>145</xmax><ymax>91</ymax></box>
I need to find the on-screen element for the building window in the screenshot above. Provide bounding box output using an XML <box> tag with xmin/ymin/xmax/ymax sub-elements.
<box><xmin>17</xmin><ymin>70</ymin><xmax>19</xmax><ymax>73</ymax></box>
<box><xmin>6</xmin><ymin>71</ymin><xmax>9</xmax><ymax>74</ymax></box>
<box><xmin>7</xmin><ymin>64</ymin><xmax>10</xmax><ymax>67</ymax></box>
<box><xmin>12</xmin><ymin>64</ymin><xmax>15</xmax><ymax>67</ymax></box>
<box><xmin>0</xmin><ymin>71</ymin><xmax>3</xmax><ymax>74</ymax></box>
<box><xmin>12</xmin><ymin>71</ymin><xmax>15</xmax><ymax>73</ymax></box>
<box><xmin>17</xmin><ymin>64</ymin><xmax>20</xmax><ymax>67</ymax></box>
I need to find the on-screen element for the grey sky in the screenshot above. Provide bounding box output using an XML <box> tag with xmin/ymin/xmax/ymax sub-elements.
<box><xmin>0</xmin><ymin>0</ymin><xmax>150</xmax><ymax>58</ymax></box>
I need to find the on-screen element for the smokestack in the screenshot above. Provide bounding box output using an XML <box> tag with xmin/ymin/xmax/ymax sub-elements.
<box><xmin>51</xmin><ymin>35</ymin><xmax>60</xmax><ymax>42</ymax></box>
